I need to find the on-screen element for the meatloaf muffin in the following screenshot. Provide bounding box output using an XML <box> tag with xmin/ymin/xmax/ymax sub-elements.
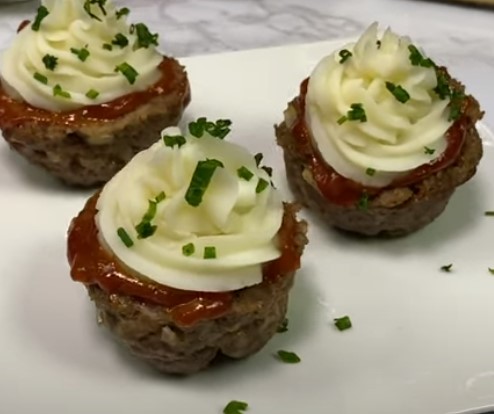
<box><xmin>67</xmin><ymin>118</ymin><xmax>308</xmax><ymax>374</ymax></box>
<box><xmin>276</xmin><ymin>23</ymin><xmax>483</xmax><ymax>236</ymax></box>
<box><xmin>0</xmin><ymin>0</ymin><xmax>190</xmax><ymax>187</ymax></box>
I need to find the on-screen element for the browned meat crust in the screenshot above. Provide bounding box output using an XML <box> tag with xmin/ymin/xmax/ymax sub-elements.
<box><xmin>77</xmin><ymin>203</ymin><xmax>308</xmax><ymax>375</ymax></box>
<box><xmin>276</xmin><ymin>80</ymin><xmax>483</xmax><ymax>237</ymax></box>
<box><xmin>1</xmin><ymin>58</ymin><xmax>190</xmax><ymax>187</ymax></box>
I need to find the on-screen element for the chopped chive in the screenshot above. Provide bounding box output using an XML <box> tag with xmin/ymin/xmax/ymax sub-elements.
<box><xmin>338</xmin><ymin>49</ymin><xmax>352</xmax><ymax>63</ymax></box>
<box><xmin>424</xmin><ymin>146</ymin><xmax>435</xmax><ymax>155</ymax></box>
<box><xmin>203</xmin><ymin>246</ymin><xmax>217</xmax><ymax>259</ymax></box>
<box><xmin>434</xmin><ymin>71</ymin><xmax>451</xmax><ymax>100</ymax></box>
<box><xmin>135</xmin><ymin>221</ymin><xmax>157</xmax><ymax>239</ymax></box>
<box><xmin>277</xmin><ymin>318</ymin><xmax>289</xmax><ymax>333</ymax></box>
<box><xmin>117</xmin><ymin>227</ymin><xmax>133</xmax><ymax>247</ymax></box>
<box><xmin>85</xmin><ymin>89</ymin><xmax>100</xmax><ymax>100</ymax></box>
<box><xmin>70</xmin><ymin>47</ymin><xmax>90</xmax><ymax>62</ymax></box>
<box><xmin>448</xmin><ymin>90</ymin><xmax>465</xmax><ymax>121</ymax></box>
<box><xmin>83</xmin><ymin>0</ymin><xmax>106</xmax><ymax>21</ymax></box>
<box><xmin>154</xmin><ymin>191</ymin><xmax>166</xmax><ymax>203</ymax></box>
<box><xmin>134</xmin><ymin>23</ymin><xmax>159</xmax><ymax>48</ymax></box>
<box><xmin>334</xmin><ymin>315</ymin><xmax>352</xmax><ymax>331</ymax></box>
<box><xmin>42</xmin><ymin>54</ymin><xmax>58</xmax><ymax>71</ymax></box>
<box><xmin>254</xmin><ymin>152</ymin><xmax>263</xmax><ymax>166</ymax></box>
<box><xmin>441</xmin><ymin>264</ymin><xmax>453</xmax><ymax>272</ymax></box>
<box><xmin>33</xmin><ymin>72</ymin><xmax>48</xmax><ymax>85</ymax></box>
<box><xmin>485</xmin><ymin>211</ymin><xmax>494</xmax><ymax>216</ymax></box>
<box><xmin>53</xmin><ymin>84</ymin><xmax>71</xmax><ymax>99</ymax></box>
<box><xmin>185</xmin><ymin>159</ymin><xmax>224</xmax><ymax>207</ymax></box>
<box><xmin>262</xmin><ymin>166</ymin><xmax>273</xmax><ymax>177</ymax></box>
<box><xmin>338</xmin><ymin>103</ymin><xmax>367</xmax><ymax>125</ymax></box>
<box><xmin>365</xmin><ymin>168</ymin><xmax>376</xmax><ymax>176</ymax></box>
<box><xmin>163</xmin><ymin>134</ymin><xmax>186</xmax><ymax>148</ymax></box>
<box><xmin>276</xmin><ymin>350</ymin><xmax>301</xmax><ymax>364</ymax></box>
<box><xmin>489</xmin><ymin>268</ymin><xmax>494</xmax><ymax>275</ymax></box>
<box><xmin>376</xmin><ymin>40</ymin><xmax>382</xmax><ymax>49</ymax></box>
<box><xmin>31</xmin><ymin>5</ymin><xmax>49</xmax><ymax>31</ymax></box>
<box><xmin>102</xmin><ymin>43</ymin><xmax>113</xmax><ymax>51</ymax></box>
<box><xmin>115</xmin><ymin>7</ymin><xmax>130</xmax><ymax>19</ymax></box>
<box><xmin>223</xmin><ymin>401</ymin><xmax>248</xmax><ymax>414</ymax></box>
<box><xmin>385</xmin><ymin>82</ymin><xmax>410</xmax><ymax>103</ymax></box>
<box><xmin>182</xmin><ymin>243</ymin><xmax>195</xmax><ymax>257</ymax></box>
<box><xmin>408</xmin><ymin>45</ymin><xmax>434</xmax><ymax>68</ymax></box>
<box><xmin>188</xmin><ymin>117</ymin><xmax>232</xmax><ymax>139</ymax></box>
<box><xmin>111</xmin><ymin>33</ymin><xmax>129</xmax><ymax>48</ymax></box>
<box><xmin>115</xmin><ymin>62</ymin><xmax>139</xmax><ymax>84</ymax></box>
<box><xmin>357</xmin><ymin>192</ymin><xmax>369</xmax><ymax>211</ymax></box>
<box><xmin>237</xmin><ymin>166</ymin><xmax>254</xmax><ymax>181</ymax></box>
<box><xmin>255</xmin><ymin>178</ymin><xmax>269</xmax><ymax>194</ymax></box>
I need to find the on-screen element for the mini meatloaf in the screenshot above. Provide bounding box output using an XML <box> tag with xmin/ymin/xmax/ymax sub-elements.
<box><xmin>0</xmin><ymin>0</ymin><xmax>190</xmax><ymax>187</ymax></box>
<box><xmin>276</xmin><ymin>24</ymin><xmax>483</xmax><ymax>237</ymax></box>
<box><xmin>67</xmin><ymin>120</ymin><xmax>308</xmax><ymax>374</ymax></box>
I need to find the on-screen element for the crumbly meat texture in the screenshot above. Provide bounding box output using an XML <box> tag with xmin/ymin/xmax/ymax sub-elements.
<box><xmin>81</xmin><ymin>203</ymin><xmax>308</xmax><ymax>375</ymax></box>
<box><xmin>276</xmin><ymin>77</ymin><xmax>483</xmax><ymax>237</ymax></box>
<box><xmin>0</xmin><ymin>58</ymin><xmax>190</xmax><ymax>187</ymax></box>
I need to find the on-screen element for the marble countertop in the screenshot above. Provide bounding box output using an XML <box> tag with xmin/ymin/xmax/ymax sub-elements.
<box><xmin>0</xmin><ymin>0</ymin><xmax>493</xmax><ymax>61</ymax></box>
<box><xmin>1</xmin><ymin>0</ymin><xmax>493</xmax><ymax>126</ymax></box>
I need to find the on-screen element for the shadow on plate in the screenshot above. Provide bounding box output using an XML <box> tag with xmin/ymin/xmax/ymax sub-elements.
<box><xmin>14</xmin><ymin>238</ymin><xmax>319</xmax><ymax>382</ymax></box>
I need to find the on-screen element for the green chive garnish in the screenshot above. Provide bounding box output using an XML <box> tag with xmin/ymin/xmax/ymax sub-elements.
<box><xmin>70</xmin><ymin>47</ymin><xmax>90</xmax><ymax>62</ymax></box>
<box><xmin>485</xmin><ymin>211</ymin><xmax>494</xmax><ymax>216</ymax></box>
<box><xmin>188</xmin><ymin>117</ymin><xmax>232</xmax><ymax>139</ymax></box>
<box><xmin>185</xmin><ymin>159</ymin><xmax>224</xmax><ymax>207</ymax></box>
<box><xmin>339</xmin><ymin>49</ymin><xmax>352</xmax><ymax>63</ymax></box>
<box><xmin>385</xmin><ymin>82</ymin><xmax>410</xmax><ymax>103</ymax></box>
<box><xmin>223</xmin><ymin>401</ymin><xmax>248</xmax><ymax>414</ymax></box>
<box><xmin>83</xmin><ymin>0</ymin><xmax>106</xmax><ymax>21</ymax></box>
<box><xmin>53</xmin><ymin>84</ymin><xmax>71</xmax><ymax>99</ymax></box>
<box><xmin>33</xmin><ymin>72</ymin><xmax>48</xmax><ymax>85</ymax></box>
<box><xmin>85</xmin><ymin>89</ymin><xmax>100</xmax><ymax>100</ymax></box>
<box><xmin>115</xmin><ymin>7</ymin><xmax>130</xmax><ymax>19</ymax></box>
<box><xmin>203</xmin><ymin>246</ymin><xmax>217</xmax><ymax>259</ymax></box>
<box><xmin>441</xmin><ymin>264</ymin><xmax>453</xmax><ymax>272</ymax></box>
<box><xmin>408</xmin><ymin>45</ymin><xmax>434</xmax><ymax>68</ymax></box>
<box><xmin>163</xmin><ymin>134</ymin><xmax>186</xmax><ymax>148</ymax></box>
<box><xmin>424</xmin><ymin>146</ymin><xmax>435</xmax><ymax>155</ymax></box>
<box><xmin>376</xmin><ymin>40</ymin><xmax>382</xmax><ymax>49</ymax></box>
<box><xmin>338</xmin><ymin>103</ymin><xmax>367</xmax><ymax>125</ymax></box>
<box><xmin>237</xmin><ymin>166</ymin><xmax>254</xmax><ymax>181</ymax></box>
<box><xmin>102</xmin><ymin>43</ymin><xmax>113</xmax><ymax>51</ymax></box>
<box><xmin>277</xmin><ymin>318</ymin><xmax>289</xmax><ymax>333</ymax></box>
<box><xmin>115</xmin><ymin>62</ymin><xmax>139</xmax><ymax>84</ymax></box>
<box><xmin>135</xmin><ymin>221</ymin><xmax>157</xmax><ymax>239</ymax></box>
<box><xmin>434</xmin><ymin>71</ymin><xmax>451</xmax><ymax>100</ymax></box>
<box><xmin>182</xmin><ymin>243</ymin><xmax>195</xmax><ymax>257</ymax></box>
<box><xmin>32</xmin><ymin>6</ymin><xmax>49</xmax><ymax>31</ymax></box>
<box><xmin>334</xmin><ymin>315</ymin><xmax>352</xmax><ymax>331</ymax></box>
<box><xmin>255</xmin><ymin>178</ymin><xmax>269</xmax><ymax>194</ymax></box>
<box><xmin>448</xmin><ymin>90</ymin><xmax>465</xmax><ymax>121</ymax></box>
<box><xmin>365</xmin><ymin>168</ymin><xmax>376</xmax><ymax>176</ymax></box>
<box><xmin>134</xmin><ymin>23</ymin><xmax>159</xmax><ymax>48</ymax></box>
<box><xmin>155</xmin><ymin>191</ymin><xmax>166</xmax><ymax>203</ymax></box>
<box><xmin>357</xmin><ymin>192</ymin><xmax>369</xmax><ymax>211</ymax></box>
<box><xmin>42</xmin><ymin>54</ymin><xmax>58</xmax><ymax>71</ymax></box>
<box><xmin>111</xmin><ymin>33</ymin><xmax>129</xmax><ymax>48</ymax></box>
<box><xmin>488</xmin><ymin>268</ymin><xmax>494</xmax><ymax>275</ymax></box>
<box><xmin>276</xmin><ymin>350</ymin><xmax>301</xmax><ymax>364</ymax></box>
<box><xmin>117</xmin><ymin>227</ymin><xmax>133</xmax><ymax>247</ymax></box>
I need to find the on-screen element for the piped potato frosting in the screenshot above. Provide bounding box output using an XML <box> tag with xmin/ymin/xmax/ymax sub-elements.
<box><xmin>0</xmin><ymin>0</ymin><xmax>162</xmax><ymax>112</ymax></box>
<box><xmin>96</xmin><ymin>119</ymin><xmax>284</xmax><ymax>293</ymax></box>
<box><xmin>306</xmin><ymin>23</ymin><xmax>457</xmax><ymax>187</ymax></box>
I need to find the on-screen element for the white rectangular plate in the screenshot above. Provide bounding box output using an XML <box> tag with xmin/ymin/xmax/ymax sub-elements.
<box><xmin>1</xmin><ymin>40</ymin><xmax>494</xmax><ymax>414</ymax></box>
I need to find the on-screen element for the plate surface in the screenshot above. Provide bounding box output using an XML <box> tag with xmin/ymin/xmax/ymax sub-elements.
<box><xmin>1</xmin><ymin>40</ymin><xmax>494</xmax><ymax>414</ymax></box>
